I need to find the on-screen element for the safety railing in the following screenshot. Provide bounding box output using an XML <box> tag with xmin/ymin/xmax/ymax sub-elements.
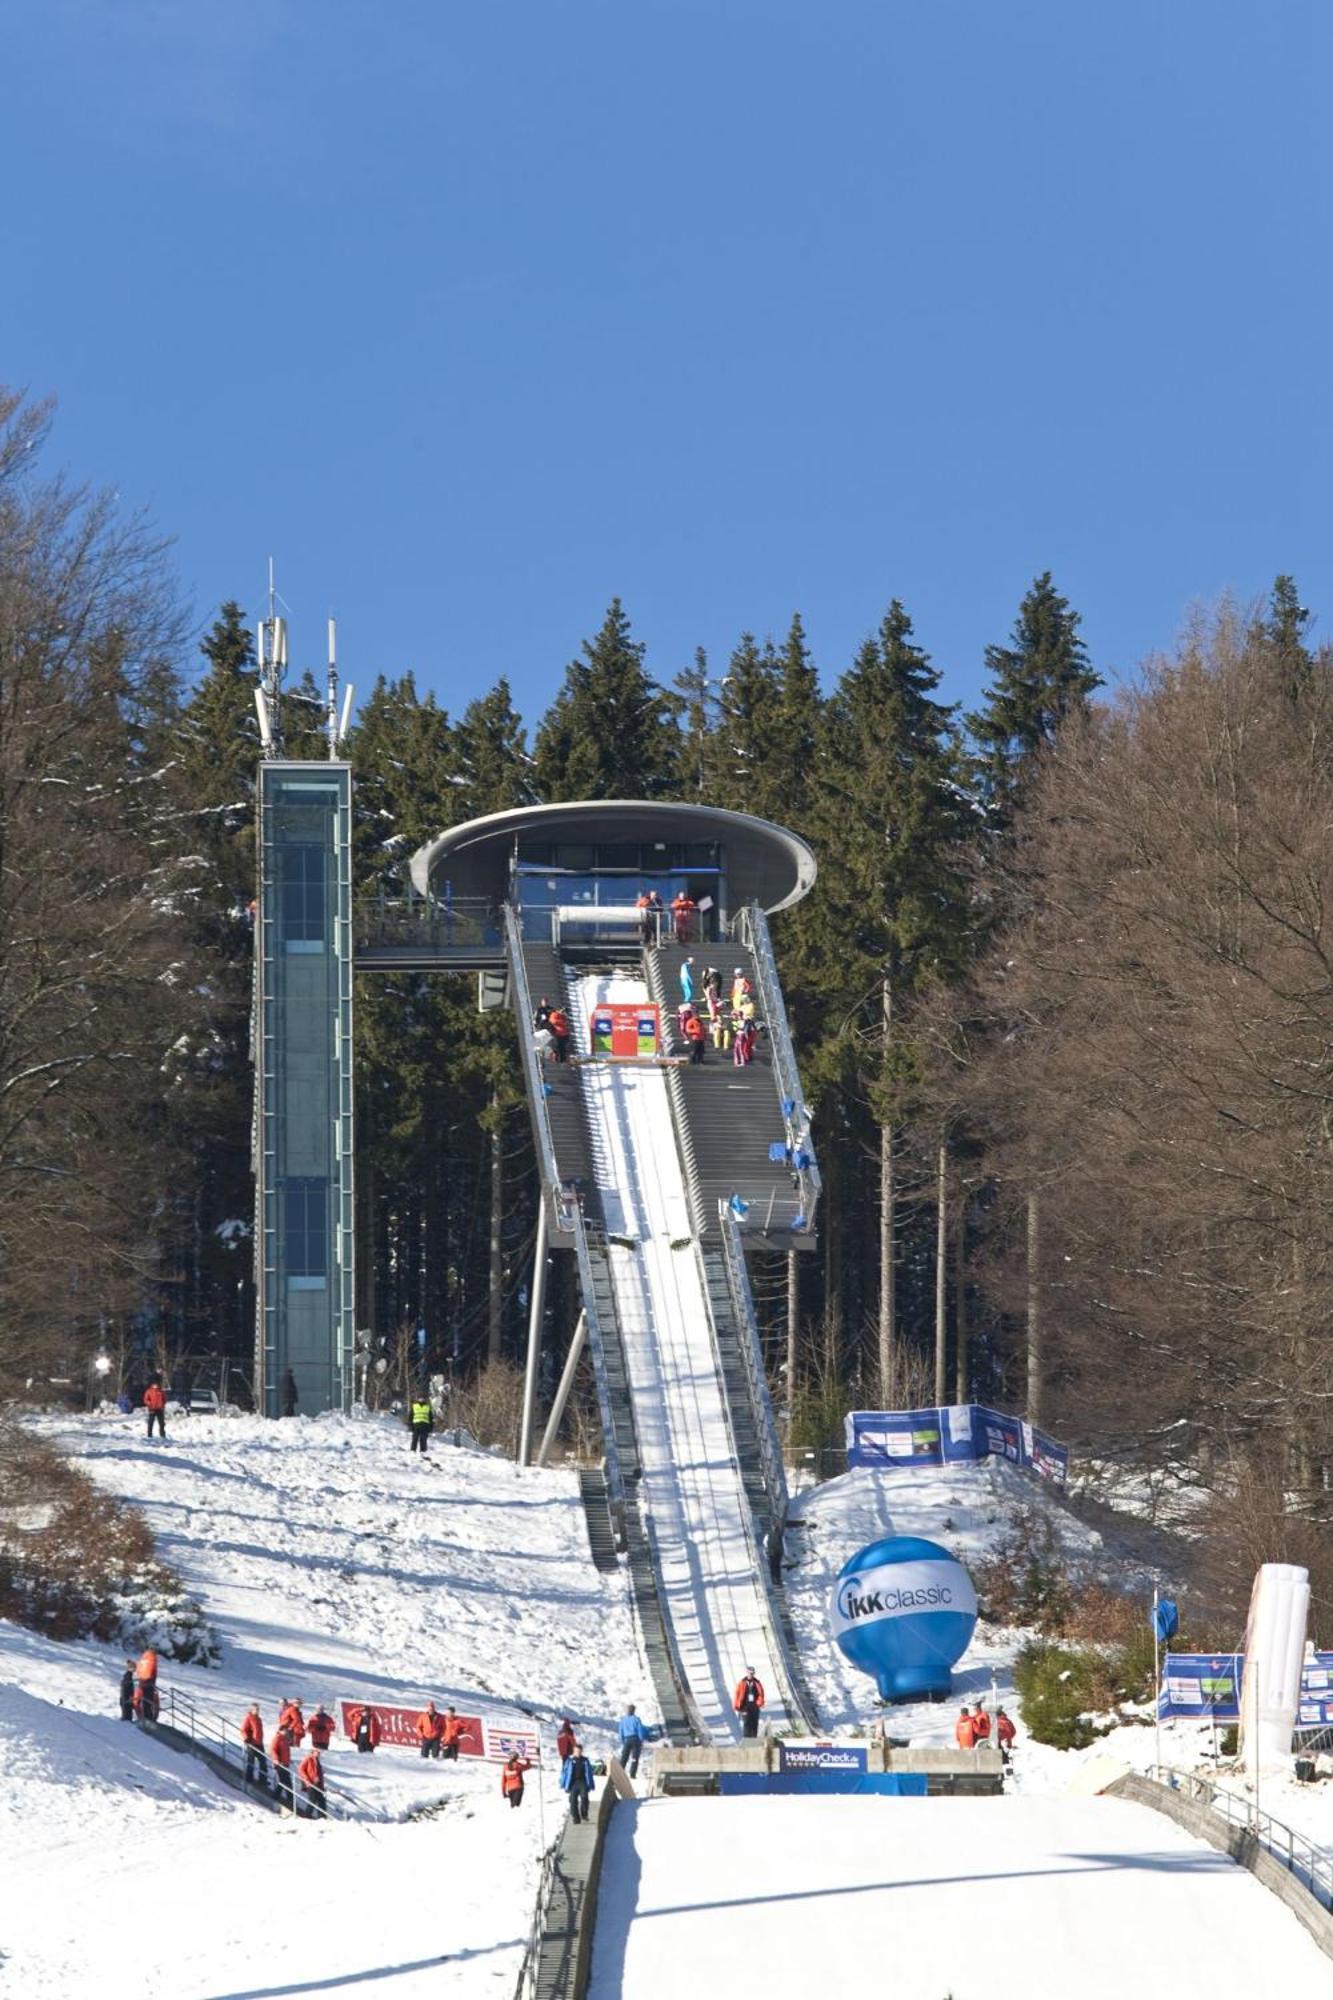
<box><xmin>514</xmin><ymin>1836</ymin><xmax>562</xmax><ymax>2000</ymax></box>
<box><xmin>354</xmin><ymin>893</ymin><xmax>501</xmax><ymax>954</ymax></box>
<box><xmin>503</xmin><ymin>903</ymin><xmax>577</xmax><ymax>1241</ymax></box>
<box><xmin>717</xmin><ymin>1205</ymin><xmax>790</xmax><ymax>1527</ymax></box>
<box><xmin>728</xmin><ymin>902</ymin><xmax>820</xmax><ymax>1230</ymax></box>
<box><xmin>571</xmin><ymin>1220</ymin><xmax>629</xmax><ymax>1518</ymax></box>
<box><xmin>159</xmin><ymin>1685</ymin><xmax>384</xmax><ymax>1821</ymax></box>
<box><xmin>1147</xmin><ymin>1764</ymin><xmax>1333</xmax><ymax>1910</ymax></box>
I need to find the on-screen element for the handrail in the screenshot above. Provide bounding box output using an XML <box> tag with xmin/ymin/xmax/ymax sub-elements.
<box><xmin>160</xmin><ymin>1685</ymin><xmax>385</xmax><ymax>1821</ymax></box>
<box><xmin>503</xmin><ymin>903</ymin><xmax>576</xmax><ymax>1240</ymax></box>
<box><xmin>729</xmin><ymin>902</ymin><xmax>820</xmax><ymax>1229</ymax></box>
<box><xmin>1147</xmin><ymin>1764</ymin><xmax>1333</xmax><ymax>1911</ymax></box>
<box><xmin>691</xmin><ymin>1236</ymin><xmax>814</xmax><ymax>1737</ymax></box>
<box><xmin>514</xmin><ymin>1837</ymin><xmax>561</xmax><ymax>2000</ymax></box>
<box><xmin>571</xmin><ymin>1216</ymin><xmax>629</xmax><ymax>1516</ymax></box>
<box><xmin>716</xmin><ymin>1205</ymin><xmax>790</xmax><ymax>1525</ymax></box>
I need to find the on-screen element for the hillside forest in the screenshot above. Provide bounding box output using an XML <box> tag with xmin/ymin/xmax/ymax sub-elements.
<box><xmin>3</xmin><ymin>388</ymin><xmax>1329</xmax><ymax>1618</ymax></box>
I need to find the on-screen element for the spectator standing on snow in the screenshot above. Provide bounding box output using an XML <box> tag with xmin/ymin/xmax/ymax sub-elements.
<box><xmin>971</xmin><ymin>1702</ymin><xmax>991</xmax><ymax>1750</ymax></box>
<box><xmin>278</xmin><ymin>1697</ymin><xmax>306</xmax><ymax>1746</ymax></box>
<box><xmin>281</xmin><ymin>1370</ymin><xmax>299</xmax><ymax>1419</ymax></box>
<box><xmin>134</xmin><ymin>1648</ymin><xmax>159</xmax><ymax>1722</ymax></box>
<box><xmin>270</xmin><ymin>1724</ymin><xmax>295</xmax><ymax>1812</ymax></box>
<box><xmin>298</xmin><ymin>1749</ymin><xmax>327</xmax><ymax>1818</ymax></box>
<box><xmin>561</xmin><ymin>1741</ymin><xmax>595</xmax><ymax>1824</ymax></box>
<box><xmin>417</xmin><ymin>1702</ymin><xmax>444</xmax><ymax>1758</ymax></box>
<box><xmin>556</xmin><ymin>1717</ymin><xmax>576</xmax><ymax>1762</ymax></box>
<box><xmin>241</xmin><ymin>1703</ymin><xmax>267</xmax><ymax>1787</ymax></box>
<box><xmin>350</xmin><ymin>1703</ymin><xmax>382</xmax><ymax>1753</ymax></box>
<box><xmin>733</xmin><ymin>1669</ymin><xmax>765</xmax><ymax>1738</ymax></box>
<box><xmin>996</xmin><ymin>1707</ymin><xmax>1016</xmax><ymax>1763</ymax></box>
<box><xmin>616</xmin><ymin>1704</ymin><xmax>646</xmax><ymax>1779</ymax></box>
<box><xmin>307</xmin><ymin>1705</ymin><xmax>334</xmax><ymax>1750</ymax></box>
<box><xmin>143</xmin><ymin>1377</ymin><xmax>167</xmax><ymax>1441</ymax></box>
<box><xmin>501</xmin><ymin>1752</ymin><xmax>531</xmax><ymax>1808</ymax></box>
<box><xmin>410</xmin><ymin>1394</ymin><xmax>433</xmax><ymax>1454</ymax></box>
<box><xmin>441</xmin><ymin>1707</ymin><xmax>465</xmax><ymax>1761</ymax></box>
<box><xmin>954</xmin><ymin>1707</ymin><xmax>976</xmax><ymax>1750</ymax></box>
<box><xmin>119</xmin><ymin>1659</ymin><xmax>137</xmax><ymax>1722</ymax></box>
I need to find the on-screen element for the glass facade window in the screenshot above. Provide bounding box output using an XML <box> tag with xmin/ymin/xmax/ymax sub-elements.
<box><xmin>284</xmin><ymin>1178</ymin><xmax>328</xmax><ymax>1285</ymax></box>
<box><xmin>281</xmin><ymin>841</ymin><xmax>328</xmax><ymax>947</ymax></box>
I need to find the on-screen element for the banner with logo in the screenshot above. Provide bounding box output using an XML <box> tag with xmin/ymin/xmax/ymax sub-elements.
<box><xmin>1297</xmin><ymin>1653</ymin><xmax>1333</xmax><ymax>1728</ymax></box>
<box><xmin>777</xmin><ymin>1741</ymin><xmax>868</xmax><ymax>1775</ymax></box>
<box><xmin>845</xmin><ymin>1404</ymin><xmax>1068</xmax><ymax>1485</ymax></box>
<box><xmin>1157</xmin><ymin>1654</ymin><xmax>1243</xmax><ymax>1720</ymax></box>
<box><xmin>590</xmin><ymin>1003</ymin><xmax>659</xmax><ymax>1058</ymax></box>
<box><xmin>337</xmin><ymin>1702</ymin><xmax>536</xmax><ymax>1762</ymax></box>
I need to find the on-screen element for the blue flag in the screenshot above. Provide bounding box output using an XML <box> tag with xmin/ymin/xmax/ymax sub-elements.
<box><xmin>1153</xmin><ymin>1597</ymin><xmax>1179</xmax><ymax>1643</ymax></box>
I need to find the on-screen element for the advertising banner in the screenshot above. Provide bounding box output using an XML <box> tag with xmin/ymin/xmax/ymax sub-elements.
<box><xmin>338</xmin><ymin>1703</ymin><xmax>532</xmax><ymax>1760</ymax></box>
<box><xmin>1156</xmin><ymin>1654</ymin><xmax>1243</xmax><ymax>1720</ymax></box>
<box><xmin>979</xmin><ymin>1408</ymin><xmax>1024</xmax><ymax>1464</ymax></box>
<box><xmin>590</xmin><ymin>1003</ymin><xmax>659</xmax><ymax>1058</ymax></box>
<box><xmin>845</xmin><ymin>1404</ymin><xmax>1068</xmax><ymax>1485</ymax></box>
<box><xmin>1028</xmin><ymin>1427</ymin><xmax>1071</xmax><ymax>1484</ymax></box>
<box><xmin>777</xmin><ymin>1741</ymin><xmax>868</xmax><ymax>1775</ymax></box>
<box><xmin>1296</xmin><ymin>1654</ymin><xmax>1333</xmax><ymax>1728</ymax></box>
<box><xmin>844</xmin><ymin>1410</ymin><xmax>944</xmax><ymax>1468</ymax></box>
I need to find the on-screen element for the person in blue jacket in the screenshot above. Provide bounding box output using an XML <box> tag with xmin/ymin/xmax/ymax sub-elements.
<box><xmin>560</xmin><ymin>1739</ymin><xmax>595</xmax><ymax>1824</ymax></box>
<box><xmin>616</xmin><ymin>1702</ymin><xmax>646</xmax><ymax>1779</ymax></box>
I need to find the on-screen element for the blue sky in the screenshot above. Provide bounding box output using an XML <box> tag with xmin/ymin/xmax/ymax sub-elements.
<box><xmin>4</xmin><ymin>1</ymin><xmax>1330</xmax><ymax>734</ymax></box>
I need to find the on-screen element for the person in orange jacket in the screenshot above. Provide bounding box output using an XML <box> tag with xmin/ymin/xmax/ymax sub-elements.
<box><xmin>733</xmin><ymin>1668</ymin><xmax>765</xmax><ymax>1738</ymax></box>
<box><xmin>278</xmin><ymin>1697</ymin><xmax>306</xmax><ymax>1745</ymax></box>
<box><xmin>298</xmin><ymin>1748</ymin><xmax>327</xmax><ymax>1818</ymax></box>
<box><xmin>133</xmin><ymin>1648</ymin><xmax>159</xmax><ymax>1722</ymax></box>
<box><xmin>417</xmin><ymin>1701</ymin><xmax>444</xmax><ymax>1759</ymax></box>
<box><xmin>954</xmin><ymin>1707</ymin><xmax>976</xmax><ymax>1750</ymax></box>
<box><xmin>307</xmin><ymin>1704</ymin><xmax>334</xmax><ymax>1750</ymax></box>
<box><xmin>349</xmin><ymin>1703</ymin><xmax>382</xmax><ymax>1753</ymax></box>
<box><xmin>501</xmin><ymin>1752</ymin><xmax>532</xmax><ymax>1808</ymax></box>
<box><xmin>971</xmin><ymin>1702</ymin><xmax>991</xmax><ymax>1748</ymax></box>
<box><xmin>440</xmin><ymin>1707</ymin><xmax>466</xmax><ymax>1761</ymax></box>
<box><xmin>683</xmin><ymin>1009</ymin><xmax>707</xmax><ymax>1065</ymax></box>
<box><xmin>270</xmin><ymin>1722</ymin><xmax>295</xmax><ymax>1812</ymax></box>
<box><xmin>143</xmin><ymin>1377</ymin><xmax>167</xmax><ymax>1441</ymax></box>
<box><xmin>547</xmin><ymin>1006</ymin><xmax>571</xmax><ymax>1065</ymax></box>
<box><xmin>995</xmin><ymin>1706</ymin><xmax>1016</xmax><ymax>1762</ymax></box>
<box><xmin>241</xmin><ymin>1702</ymin><xmax>267</xmax><ymax>1788</ymax></box>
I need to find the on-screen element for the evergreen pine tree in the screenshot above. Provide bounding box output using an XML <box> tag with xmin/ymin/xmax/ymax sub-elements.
<box><xmin>710</xmin><ymin>633</ymin><xmax>784</xmax><ymax>818</ymax></box>
<box><xmin>672</xmin><ymin>647</ymin><xmax>719</xmax><ymax>801</ymax></box>
<box><xmin>967</xmin><ymin>572</ymin><xmax>1099</xmax><ymax>817</ymax></box>
<box><xmin>534</xmin><ymin>600</ymin><xmax>678</xmax><ymax>800</ymax></box>
<box><xmin>452</xmin><ymin>678</ymin><xmax>532</xmax><ymax>820</ymax></box>
<box><xmin>1263</xmin><ymin>574</ymin><xmax>1313</xmax><ymax>699</ymax></box>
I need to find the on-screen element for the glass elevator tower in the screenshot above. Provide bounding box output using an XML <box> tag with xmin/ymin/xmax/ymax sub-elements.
<box><xmin>254</xmin><ymin>761</ymin><xmax>355</xmax><ymax>1414</ymax></box>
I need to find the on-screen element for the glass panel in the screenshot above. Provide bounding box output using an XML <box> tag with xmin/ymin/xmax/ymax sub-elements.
<box><xmin>284</xmin><ymin>1178</ymin><xmax>328</xmax><ymax>1278</ymax></box>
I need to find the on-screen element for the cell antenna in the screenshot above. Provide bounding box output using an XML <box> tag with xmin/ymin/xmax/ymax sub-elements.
<box><xmin>257</xmin><ymin>557</ymin><xmax>286</xmax><ymax>758</ymax></box>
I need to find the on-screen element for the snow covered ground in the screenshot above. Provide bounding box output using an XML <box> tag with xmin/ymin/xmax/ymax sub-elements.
<box><xmin>587</xmin><ymin>1794</ymin><xmax>1331</xmax><ymax>1998</ymax></box>
<box><xmin>1</xmin><ymin>1407</ymin><xmax>648</xmax><ymax>1998</ymax></box>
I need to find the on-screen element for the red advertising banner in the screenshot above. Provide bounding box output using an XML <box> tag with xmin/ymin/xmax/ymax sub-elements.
<box><xmin>337</xmin><ymin>1702</ymin><xmax>537</xmax><ymax>1763</ymax></box>
<box><xmin>590</xmin><ymin>1002</ymin><xmax>659</xmax><ymax>1058</ymax></box>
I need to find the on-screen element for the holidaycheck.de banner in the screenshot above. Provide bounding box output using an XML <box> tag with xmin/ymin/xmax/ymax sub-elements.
<box><xmin>831</xmin><ymin>1559</ymin><xmax>977</xmax><ymax>1639</ymax></box>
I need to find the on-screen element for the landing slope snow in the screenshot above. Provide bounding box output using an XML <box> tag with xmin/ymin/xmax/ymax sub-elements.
<box><xmin>2</xmin><ymin>1408</ymin><xmax>648</xmax><ymax>1998</ymax></box>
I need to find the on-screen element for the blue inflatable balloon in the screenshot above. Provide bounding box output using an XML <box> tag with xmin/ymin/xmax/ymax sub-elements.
<box><xmin>830</xmin><ymin>1534</ymin><xmax>978</xmax><ymax>1702</ymax></box>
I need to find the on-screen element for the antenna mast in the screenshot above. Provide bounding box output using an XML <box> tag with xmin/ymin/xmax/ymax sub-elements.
<box><xmin>255</xmin><ymin>557</ymin><xmax>287</xmax><ymax>758</ymax></box>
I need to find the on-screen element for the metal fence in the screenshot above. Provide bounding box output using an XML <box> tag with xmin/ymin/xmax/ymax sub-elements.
<box><xmin>354</xmin><ymin>895</ymin><xmax>501</xmax><ymax>953</ymax></box>
<box><xmin>1148</xmin><ymin>1763</ymin><xmax>1333</xmax><ymax>1911</ymax></box>
<box><xmin>160</xmin><ymin>1684</ymin><xmax>385</xmax><ymax>1822</ymax></box>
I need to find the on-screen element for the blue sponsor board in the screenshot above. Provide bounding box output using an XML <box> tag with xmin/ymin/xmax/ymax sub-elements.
<box><xmin>844</xmin><ymin>1404</ymin><xmax>1068</xmax><ymax>1486</ymax></box>
<box><xmin>1297</xmin><ymin>1654</ymin><xmax>1333</xmax><ymax>1729</ymax></box>
<box><xmin>777</xmin><ymin>1741</ymin><xmax>868</xmax><ymax>1775</ymax></box>
<box><xmin>1157</xmin><ymin>1654</ymin><xmax>1243</xmax><ymax>1720</ymax></box>
<box><xmin>720</xmin><ymin>1772</ymin><xmax>929</xmax><ymax>1797</ymax></box>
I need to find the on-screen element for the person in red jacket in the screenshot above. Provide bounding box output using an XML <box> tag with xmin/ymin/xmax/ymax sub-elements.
<box><xmin>733</xmin><ymin>1669</ymin><xmax>765</xmax><ymax>1739</ymax></box>
<box><xmin>143</xmin><ymin>1377</ymin><xmax>167</xmax><ymax>1441</ymax></box>
<box><xmin>270</xmin><ymin>1723</ymin><xmax>295</xmax><ymax>1812</ymax></box>
<box><xmin>683</xmin><ymin>1009</ymin><xmax>707</xmax><ymax>1064</ymax></box>
<box><xmin>298</xmin><ymin>1748</ymin><xmax>327</xmax><ymax>1818</ymax></box>
<box><xmin>547</xmin><ymin>1006</ymin><xmax>571</xmax><ymax>1065</ymax></box>
<box><xmin>501</xmin><ymin>1753</ymin><xmax>532</xmax><ymax>1808</ymax></box>
<box><xmin>349</xmin><ymin>1703</ymin><xmax>382</xmax><ymax>1753</ymax></box>
<box><xmin>133</xmin><ymin>1648</ymin><xmax>159</xmax><ymax>1722</ymax></box>
<box><xmin>278</xmin><ymin>1697</ymin><xmax>306</xmax><ymax>1746</ymax></box>
<box><xmin>954</xmin><ymin>1707</ymin><xmax>976</xmax><ymax>1750</ymax></box>
<box><xmin>555</xmin><ymin>1717</ymin><xmax>576</xmax><ymax>1763</ymax></box>
<box><xmin>307</xmin><ymin>1704</ymin><xmax>334</xmax><ymax>1750</ymax></box>
<box><xmin>440</xmin><ymin>1707</ymin><xmax>466</xmax><ymax>1762</ymax></box>
<box><xmin>671</xmin><ymin>891</ymin><xmax>696</xmax><ymax>944</ymax></box>
<box><xmin>241</xmin><ymin>1702</ymin><xmax>267</xmax><ymax>1788</ymax></box>
<box><xmin>995</xmin><ymin>1707</ymin><xmax>1016</xmax><ymax>1763</ymax></box>
<box><xmin>416</xmin><ymin>1701</ymin><xmax>444</xmax><ymax>1759</ymax></box>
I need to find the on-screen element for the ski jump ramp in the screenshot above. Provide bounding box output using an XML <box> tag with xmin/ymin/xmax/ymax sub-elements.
<box><xmin>573</xmin><ymin>972</ymin><xmax>791</xmax><ymax>1740</ymax></box>
<box><xmin>588</xmin><ymin>1794</ymin><xmax>1330</xmax><ymax>1999</ymax></box>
